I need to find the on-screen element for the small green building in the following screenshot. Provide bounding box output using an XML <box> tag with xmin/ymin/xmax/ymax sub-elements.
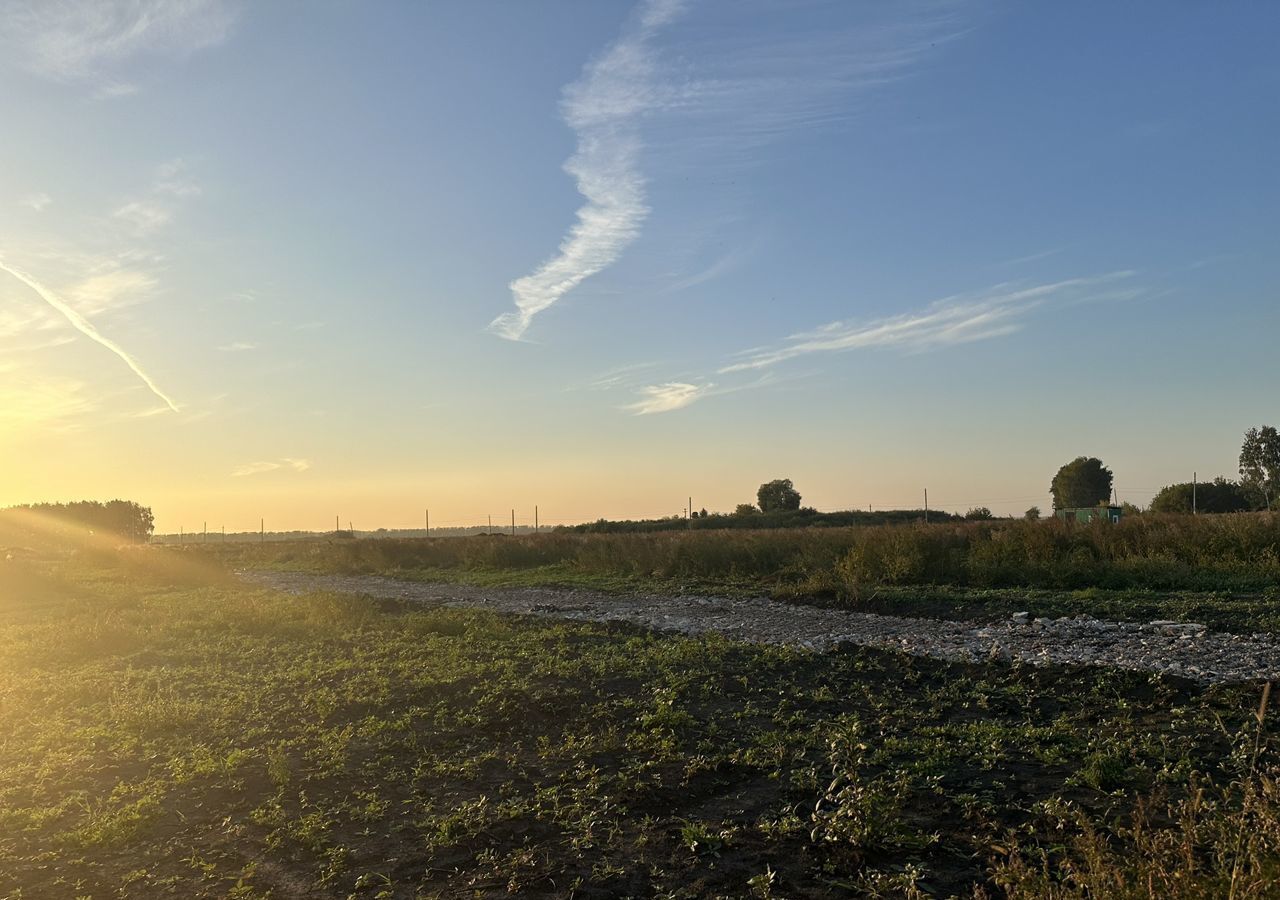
<box><xmin>1055</xmin><ymin>506</ymin><xmax>1123</xmax><ymax>524</ymax></box>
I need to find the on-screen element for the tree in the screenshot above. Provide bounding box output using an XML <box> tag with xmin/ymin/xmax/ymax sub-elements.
<box><xmin>734</xmin><ymin>503</ymin><xmax>759</xmax><ymax>517</ymax></box>
<box><xmin>964</xmin><ymin>507</ymin><xmax>993</xmax><ymax>520</ymax></box>
<box><xmin>756</xmin><ymin>478</ymin><xmax>801</xmax><ymax>513</ymax></box>
<box><xmin>1024</xmin><ymin>506</ymin><xmax>1041</xmax><ymax>520</ymax></box>
<box><xmin>1240</xmin><ymin>426</ymin><xmax>1280</xmax><ymax>511</ymax></box>
<box><xmin>103</xmin><ymin>500</ymin><xmax>155</xmax><ymax>542</ymax></box>
<box><xmin>1150</xmin><ymin>477</ymin><xmax>1249</xmax><ymax>514</ymax></box>
<box><xmin>1</xmin><ymin>499</ymin><xmax>154</xmax><ymax>544</ymax></box>
<box><xmin>1050</xmin><ymin>457</ymin><xmax>1113</xmax><ymax>510</ymax></box>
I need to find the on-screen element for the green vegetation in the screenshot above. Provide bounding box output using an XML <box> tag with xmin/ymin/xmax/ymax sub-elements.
<box><xmin>1240</xmin><ymin>426</ymin><xmax>1280</xmax><ymax>512</ymax></box>
<box><xmin>206</xmin><ymin>512</ymin><xmax>1280</xmax><ymax>628</ymax></box>
<box><xmin>3</xmin><ymin>548</ymin><xmax>1280</xmax><ymax>898</ymax></box>
<box><xmin>0</xmin><ymin>500</ymin><xmax>155</xmax><ymax>544</ymax></box>
<box><xmin>757</xmin><ymin>478</ymin><xmax>802</xmax><ymax>513</ymax></box>
<box><xmin>1151</xmin><ymin>477</ymin><xmax>1251</xmax><ymax>515</ymax></box>
<box><xmin>1050</xmin><ymin>456</ymin><xmax>1114</xmax><ymax>510</ymax></box>
<box><xmin>562</xmin><ymin>506</ymin><xmax>957</xmax><ymax>534</ymax></box>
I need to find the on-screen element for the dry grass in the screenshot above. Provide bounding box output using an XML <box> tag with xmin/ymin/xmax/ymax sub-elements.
<box><xmin>194</xmin><ymin>512</ymin><xmax>1280</xmax><ymax>595</ymax></box>
<box><xmin>986</xmin><ymin>684</ymin><xmax>1280</xmax><ymax>899</ymax></box>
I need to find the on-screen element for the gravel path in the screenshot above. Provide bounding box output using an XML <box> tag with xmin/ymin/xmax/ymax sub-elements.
<box><xmin>242</xmin><ymin>571</ymin><xmax>1280</xmax><ymax>684</ymax></box>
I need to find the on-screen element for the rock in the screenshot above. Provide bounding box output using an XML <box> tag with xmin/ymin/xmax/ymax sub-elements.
<box><xmin>1158</xmin><ymin>622</ymin><xmax>1208</xmax><ymax>636</ymax></box>
<box><xmin>242</xmin><ymin>571</ymin><xmax>1280</xmax><ymax>686</ymax></box>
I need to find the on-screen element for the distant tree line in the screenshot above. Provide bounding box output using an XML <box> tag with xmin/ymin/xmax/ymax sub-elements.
<box><xmin>578</xmin><ymin>421</ymin><xmax>1280</xmax><ymax>537</ymax></box>
<box><xmin>563</xmin><ymin>478</ymin><xmax>964</xmax><ymax>534</ymax></box>
<box><xmin>1048</xmin><ymin>425</ymin><xmax>1280</xmax><ymax>516</ymax></box>
<box><xmin>0</xmin><ymin>500</ymin><xmax>154</xmax><ymax>543</ymax></box>
<box><xmin>560</xmin><ymin>507</ymin><xmax>961</xmax><ymax>535</ymax></box>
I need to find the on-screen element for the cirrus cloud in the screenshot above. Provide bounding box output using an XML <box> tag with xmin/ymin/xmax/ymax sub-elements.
<box><xmin>0</xmin><ymin>0</ymin><xmax>238</xmax><ymax>89</ymax></box>
<box><xmin>625</xmin><ymin>381</ymin><xmax>711</xmax><ymax>415</ymax></box>
<box><xmin>231</xmin><ymin>458</ymin><xmax>311</xmax><ymax>478</ymax></box>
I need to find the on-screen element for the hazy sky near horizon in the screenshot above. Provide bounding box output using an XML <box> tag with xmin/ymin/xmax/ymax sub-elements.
<box><xmin>1</xmin><ymin>0</ymin><xmax>1277</xmax><ymax>531</ymax></box>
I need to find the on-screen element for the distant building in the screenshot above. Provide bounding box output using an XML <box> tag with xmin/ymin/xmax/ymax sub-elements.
<box><xmin>1055</xmin><ymin>506</ymin><xmax>1123</xmax><ymax>524</ymax></box>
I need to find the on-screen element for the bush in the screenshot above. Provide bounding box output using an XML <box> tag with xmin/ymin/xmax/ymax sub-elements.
<box><xmin>196</xmin><ymin>512</ymin><xmax>1280</xmax><ymax>595</ymax></box>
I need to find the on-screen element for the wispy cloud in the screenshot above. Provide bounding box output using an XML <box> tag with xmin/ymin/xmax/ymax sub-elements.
<box><xmin>720</xmin><ymin>274</ymin><xmax>1139</xmax><ymax>374</ymax></box>
<box><xmin>112</xmin><ymin>158</ymin><xmax>199</xmax><ymax>233</ymax></box>
<box><xmin>491</xmin><ymin>2</ymin><xmax>968</xmax><ymax>341</ymax></box>
<box><xmin>21</xmin><ymin>192</ymin><xmax>52</xmax><ymax>212</ymax></box>
<box><xmin>0</xmin><ymin>376</ymin><xmax>95</xmax><ymax>426</ymax></box>
<box><xmin>0</xmin><ymin>156</ymin><xmax>206</xmax><ymax>419</ymax></box>
<box><xmin>488</xmin><ymin>0</ymin><xmax>687</xmax><ymax>340</ymax></box>
<box><xmin>659</xmin><ymin>246</ymin><xmax>747</xmax><ymax>294</ymax></box>
<box><xmin>0</xmin><ymin>259</ymin><xmax>180</xmax><ymax>412</ymax></box>
<box><xmin>66</xmin><ymin>268</ymin><xmax>158</xmax><ymax>316</ymax></box>
<box><xmin>582</xmin><ymin>360</ymin><xmax>664</xmax><ymax>391</ymax></box>
<box><xmin>217</xmin><ymin>341</ymin><xmax>257</xmax><ymax>352</ymax></box>
<box><xmin>652</xmin><ymin>5</ymin><xmax>968</xmax><ymax>163</ymax></box>
<box><xmin>0</xmin><ymin>0</ymin><xmax>237</xmax><ymax>89</ymax></box>
<box><xmin>231</xmin><ymin>457</ymin><xmax>311</xmax><ymax>478</ymax></box>
<box><xmin>625</xmin><ymin>381</ymin><xmax>712</xmax><ymax>415</ymax></box>
<box><xmin>992</xmin><ymin>247</ymin><xmax>1064</xmax><ymax>268</ymax></box>
<box><xmin>113</xmin><ymin>200</ymin><xmax>172</xmax><ymax>232</ymax></box>
<box><xmin>622</xmin><ymin>272</ymin><xmax>1142</xmax><ymax>414</ymax></box>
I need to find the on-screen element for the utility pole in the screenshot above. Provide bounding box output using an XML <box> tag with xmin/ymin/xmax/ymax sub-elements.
<box><xmin>511</xmin><ymin>509</ymin><xmax>515</xmax><ymax>536</ymax></box>
<box><xmin>535</xmin><ymin>505</ymin><xmax>539</xmax><ymax>533</ymax></box>
<box><xmin>180</xmin><ymin>526</ymin><xmax>183</xmax><ymax>545</ymax></box>
<box><xmin>425</xmin><ymin>509</ymin><xmax>429</xmax><ymax>535</ymax></box>
<box><xmin>687</xmin><ymin>497</ymin><xmax>692</xmax><ymax>520</ymax></box>
<box><xmin>221</xmin><ymin>525</ymin><xmax>225</xmax><ymax>542</ymax></box>
<box><xmin>336</xmin><ymin>515</ymin><xmax>340</xmax><ymax>534</ymax></box>
<box><xmin>261</xmin><ymin>518</ymin><xmax>264</xmax><ymax>544</ymax></box>
<box><xmin>923</xmin><ymin>489</ymin><xmax>929</xmax><ymax>524</ymax></box>
<box><xmin>1193</xmin><ymin>472</ymin><xmax>1198</xmax><ymax>515</ymax></box>
<box><xmin>488</xmin><ymin>514</ymin><xmax>492</xmax><ymax>533</ymax></box>
<box><xmin>203</xmin><ymin>521</ymin><xmax>207</xmax><ymax>543</ymax></box>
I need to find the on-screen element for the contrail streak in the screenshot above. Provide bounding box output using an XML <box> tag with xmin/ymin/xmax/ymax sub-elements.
<box><xmin>488</xmin><ymin>0</ymin><xmax>686</xmax><ymax>340</ymax></box>
<box><xmin>0</xmin><ymin>259</ymin><xmax>180</xmax><ymax>412</ymax></box>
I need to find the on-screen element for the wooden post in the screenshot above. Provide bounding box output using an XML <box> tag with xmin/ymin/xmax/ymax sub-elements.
<box><xmin>923</xmin><ymin>489</ymin><xmax>929</xmax><ymax>524</ymax></box>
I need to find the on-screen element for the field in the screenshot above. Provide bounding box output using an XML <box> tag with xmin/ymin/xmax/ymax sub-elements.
<box><xmin>201</xmin><ymin>513</ymin><xmax>1280</xmax><ymax>632</ymax></box>
<box><xmin>2</xmin><ymin>525</ymin><xmax>1280</xmax><ymax>898</ymax></box>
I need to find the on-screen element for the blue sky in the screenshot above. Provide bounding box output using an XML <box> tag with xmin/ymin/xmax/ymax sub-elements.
<box><xmin>0</xmin><ymin>1</ymin><xmax>1276</xmax><ymax>530</ymax></box>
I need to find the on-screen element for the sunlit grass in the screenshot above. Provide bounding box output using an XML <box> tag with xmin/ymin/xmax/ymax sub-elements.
<box><xmin>2</xmin><ymin>547</ymin><xmax>1279</xmax><ymax>897</ymax></box>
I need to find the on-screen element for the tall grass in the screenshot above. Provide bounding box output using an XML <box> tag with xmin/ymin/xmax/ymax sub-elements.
<box><xmin>986</xmin><ymin>685</ymin><xmax>1280</xmax><ymax>899</ymax></box>
<box><xmin>840</xmin><ymin>513</ymin><xmax>1280</xmax><ymax>592</ymax></box>
<box><xmin>190</xmin><ymin>512</ymin><xmax>1280</xmax><ymax>594</ymax></box>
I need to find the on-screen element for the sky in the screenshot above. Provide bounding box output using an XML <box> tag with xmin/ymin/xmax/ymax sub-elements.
<box><xmin>1</xmin><ymin>0</ymin><xmax>1277</xmax><ymax>532</ymax></box>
